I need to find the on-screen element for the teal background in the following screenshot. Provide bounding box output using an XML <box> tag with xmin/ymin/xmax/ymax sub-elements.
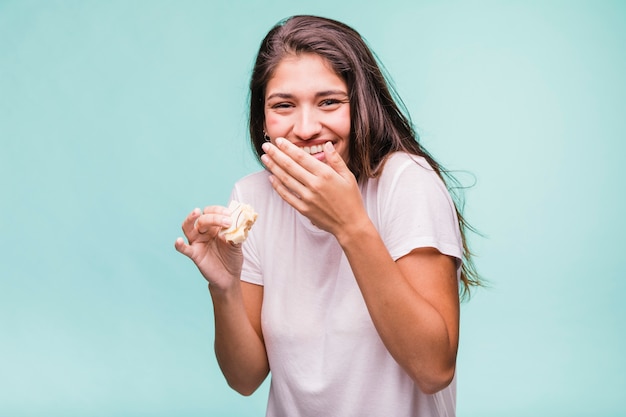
<box><xmin>1</xmin><ymin>0</ymin><xmax>625</xmax><ymax>416</ymax></box>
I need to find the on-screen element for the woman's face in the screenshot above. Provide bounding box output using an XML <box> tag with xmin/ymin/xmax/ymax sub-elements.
<box><xmin>264</xmin><ymin>53</ymin><xmax>351</xmax><ymax>164</ymax></box>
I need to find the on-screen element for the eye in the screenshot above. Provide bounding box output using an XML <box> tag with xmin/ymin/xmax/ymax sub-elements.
<box><xmin>319</xmin><ymin>98</ymin><xmax>344</xmax><ymax>108</ymax></box>
<box><xmin>271</xmin><ymin>102</ymin><xmax>293</xmax><ymax>109</ymax></box>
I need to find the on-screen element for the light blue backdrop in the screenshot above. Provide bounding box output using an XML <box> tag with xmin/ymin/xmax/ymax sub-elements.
<box><xmin>1</xmin><ymin>1</ymin><xmax>625</xmax><ymax>416</ymax></box>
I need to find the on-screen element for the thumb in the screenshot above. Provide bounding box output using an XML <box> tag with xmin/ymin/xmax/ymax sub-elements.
<box><xmin>174</xmin><ymin>237</ymin><xmax>194</xmax><ymax>259</ymax></box>
<box><xmin>324</xmin><ymin>141</ymin><xmax>351</xmax><ymax>177</ymax></box>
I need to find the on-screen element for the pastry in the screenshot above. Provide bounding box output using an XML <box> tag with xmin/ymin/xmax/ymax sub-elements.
<box><xmin>220</xmin><ymin>200</ymin><xmax>258</xmax><ymax>244</ymax></box>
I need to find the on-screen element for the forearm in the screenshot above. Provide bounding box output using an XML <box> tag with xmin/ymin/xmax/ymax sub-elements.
<box><xmin>210</xmin><ymin>284</ymin><xmax>269</xmax><ymax>396</ymax></box>
<box><xmin>336</xmin><ymin>220</ymin><xmax>458</xmax><ymax>394</ymax></box>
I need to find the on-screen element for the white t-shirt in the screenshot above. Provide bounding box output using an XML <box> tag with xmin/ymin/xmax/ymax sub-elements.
<box><xmin>231</xmin><ymin>152</ymin><xmax>462</xmax><ymax>417</ymax></box>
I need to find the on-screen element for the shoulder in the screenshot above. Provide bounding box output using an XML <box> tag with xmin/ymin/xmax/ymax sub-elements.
<box><xmin>231</xmin><ymin>169</ymin><xmax>292</xmax><ymax>224</ymax></box>
<box><xmin>234</xmin><ymin>169</ymin><xmax>271</xmax><ymax>189</ymax></box>
<box><xmin>375</xmin><ymin>152</ymin><xmax>444</xmax><ymax>193</ymax></box>
<box><xmin>362</xmin><ymin>151</ymin><xmax>454</xmax><ymax>225</ymax></box>
<box><xmin>369</xmin><ymin>153</ymin><xmax>463</xmax><ymax>262</ymax></box>
<box><xmin>378</xmin><ymin>152</ymin><xmax>436</xmax><ymax>180</ymax></box>
<box><xmin>232</xmin><ymin>169</ymin><xmax>272</xmax><ymax>200</ymax></box>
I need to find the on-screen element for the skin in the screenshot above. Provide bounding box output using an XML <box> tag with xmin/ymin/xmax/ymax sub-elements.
<box><xmin>175</xmin><ymin>52</ymin><xmax>460</xmax><ymax>396</ymax></box>
<box><xmin>263</xmin><ymin>53</ymin><xmax>351</xmax><ymax>164</ymax></box>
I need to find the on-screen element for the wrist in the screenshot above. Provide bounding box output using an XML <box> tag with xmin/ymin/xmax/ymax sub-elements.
<box><xmin>334</xmin><ymin>215</ymin><xmax>377</xmax><ymax>249</ymax></box>
<box><xmin>208</xmin><ymin>278</ymin><xmax>242</xmax><ymax>301</ymax></box>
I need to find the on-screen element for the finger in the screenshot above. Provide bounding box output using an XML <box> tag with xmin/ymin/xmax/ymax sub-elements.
<box><xmin>276</xmin><ymin>137</ymin><xmax>331</xmax><ymax>175</ymax></box>
<box><xmin>198</xmin><ymin>205</ymin><xmax>232</xmax><ymax>234</ymax></box>
<box><xmin>261</xmin><ymin>148</ymin><xmax>310</xmax><ymax>199</ymax></box>
<box><xmin>182</xmin><ymin>208</ymin><xmax>202</xmax><ymax>238</ymax></box>
<box><xmin>274</xmin><ymin>138</ymin><xmax>343</xmax><ymax>189</ymax></box>
<box><xmin>174</xmin><ymin>236</ymin><xmax>193</xmax><ymax>258</ymax></box>
<box><xmin>268</xmin><ymin>174</ymin><xmax>307</xmax><ymax>211</ymax></box>
<box><xmin>323</xmin><ymin>141</ymin><xmax>352</xmax><ymax>178</ymax></box>
<box><xmin>262</xmin><ymin>139</ymin><xmax>321</xmax><ymax>184</ymax></box>
<box><xmin>203</xmin><ymin>205</ymin><xmax>231</xmax><ymax>216</ymax></box>
<box><xmin>196</xmin><ymin>213</ymin><xmax>232</xmax><ymax>235</ymax></box>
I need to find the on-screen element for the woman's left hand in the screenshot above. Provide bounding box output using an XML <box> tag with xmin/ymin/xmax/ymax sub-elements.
<box><xmin>261</xmin><ymin>138</ymin><xmax>368</xmax><ymax>237</ymax></box>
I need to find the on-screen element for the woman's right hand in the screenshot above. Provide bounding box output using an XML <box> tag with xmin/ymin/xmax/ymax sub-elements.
<box><xmin>174</xmin><ymin>206</ymin><xmax>243</xmax><ymax>291</ymax></box>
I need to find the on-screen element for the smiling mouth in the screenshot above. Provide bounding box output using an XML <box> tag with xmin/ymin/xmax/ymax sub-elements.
<box><xmin>301</xmin><ymin>144</ymin><xmax>325</xmax><ymax>155</ymax></box>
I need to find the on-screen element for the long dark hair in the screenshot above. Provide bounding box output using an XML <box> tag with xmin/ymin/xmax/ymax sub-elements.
<box><xmin>248</xmin><ymin>15</ymin><xmax>481</xmax><ymax>297</ymax></box>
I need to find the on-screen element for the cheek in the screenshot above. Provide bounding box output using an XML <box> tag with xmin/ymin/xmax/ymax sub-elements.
<box><xmin>334</xmin><ymin>107</ymin><xmax>352</xmax><ymax>138</ymax></box>
<box><xmin>264</xmin><ymin>113</ymin><xmax>285</xmax><ymax>134</ymax></box>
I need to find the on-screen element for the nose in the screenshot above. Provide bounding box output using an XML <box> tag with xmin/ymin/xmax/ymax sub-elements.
<box><xmin>292</xmin><ymin>107</ymin><xmax>321</xmax><ymax>140</ymax></box>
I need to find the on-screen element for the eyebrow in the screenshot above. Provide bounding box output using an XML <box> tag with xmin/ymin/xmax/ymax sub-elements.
<box><xmin>266</xmin><ymin>90</ymin><xmax>348</xmax><ymax>101</ymax></box>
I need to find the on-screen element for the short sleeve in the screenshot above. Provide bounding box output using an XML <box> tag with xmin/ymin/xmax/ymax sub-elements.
<box><xmin>376</xmin><ymin>154</ymin><xmax>463</xmax><ymax>263</ymax></box>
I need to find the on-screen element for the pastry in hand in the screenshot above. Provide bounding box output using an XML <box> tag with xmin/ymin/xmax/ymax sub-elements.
<box><xmin>219</xmin><ymin>200</ymin><xmax>258</xmax><ymax>244</ymax></box>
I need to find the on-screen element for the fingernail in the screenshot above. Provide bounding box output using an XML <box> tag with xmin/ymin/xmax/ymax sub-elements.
<box><xmin>262</xmin><ymin>142</ymin><xmax>270</xmax><ymax>152</ymax></box>
<box><xmin>275</xmin><ymin>137</ymin><xmax>285</xmax><ymax>146</ymax></box>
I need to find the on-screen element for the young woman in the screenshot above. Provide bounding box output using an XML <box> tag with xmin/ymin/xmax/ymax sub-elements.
<box><xmin>175</xmin><ymin>15</ymin><xmax>480</xmax><ymax>417</ymax></box>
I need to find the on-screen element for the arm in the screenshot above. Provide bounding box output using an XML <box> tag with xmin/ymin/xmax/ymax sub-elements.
<box><xmin>338</xmin><ymin>224</ymin><xmax>459</xmax><ymax>394</ymax></box>
<box><xmin>175</xmin><ymin>207</ymin><xmax>269</xmax><ymax>395</ymax></box>
<box><xmin>261</xmin><ymin>139</ymin><xmax>459</xmax><ymax>393</ymax></box>
<box><xmin>211</xmin><ymin>281</ymin><xmax>269</xmax><ymax>396</ymax></box>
